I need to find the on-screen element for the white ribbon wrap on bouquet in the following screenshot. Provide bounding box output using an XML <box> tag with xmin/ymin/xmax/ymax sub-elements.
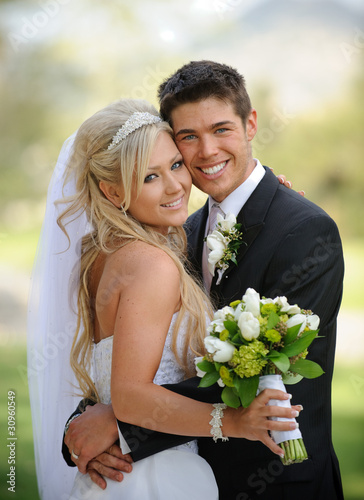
<box><xmin>257</xmin><ymin>374</ymin><xmax>302</xmax><ymax>445</ymax></box>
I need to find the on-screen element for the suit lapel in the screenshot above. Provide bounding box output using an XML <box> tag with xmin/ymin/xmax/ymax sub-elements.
<box><xmin>210</xmin><ymin>167</ymin><xmax>279</xmax><ymax>294</ymax></box>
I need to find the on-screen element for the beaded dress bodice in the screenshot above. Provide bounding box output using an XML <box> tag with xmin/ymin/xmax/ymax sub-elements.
<box><xmin>92</xmin><ymin>312</ymin><xmax>197</xmax><ymax>454</ymax></box>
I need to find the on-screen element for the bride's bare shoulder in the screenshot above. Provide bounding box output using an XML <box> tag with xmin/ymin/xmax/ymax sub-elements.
<box><xmin>106</xmin><ymin>240</ymin><xmax>180</xmax><ymax>282</ymax></box>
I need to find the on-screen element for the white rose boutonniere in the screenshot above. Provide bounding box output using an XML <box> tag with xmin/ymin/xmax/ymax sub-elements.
<box><xmin>206</xmin><ymin>213</ymin><xmax>244</xmax><ymax>284</ymax></box>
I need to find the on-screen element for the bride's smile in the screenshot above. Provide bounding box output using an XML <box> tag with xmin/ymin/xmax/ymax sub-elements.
<box><xmin>127</xmin><ymin>131</ymin><xmax>192</xmax><ymax>234</ymax></box>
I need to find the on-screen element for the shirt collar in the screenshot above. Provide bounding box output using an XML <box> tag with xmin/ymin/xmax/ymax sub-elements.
<box><xmin>208</xmin><ymin>159</ymin><xmax>265</xmax><ymax>218</ymax></box>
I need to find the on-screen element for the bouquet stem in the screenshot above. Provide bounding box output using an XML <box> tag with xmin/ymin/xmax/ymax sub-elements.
<box><xmin>279</xmin><ymin>438</ymin><xmax>308</xmax><ymax>465</ymax></box>
<box><xmin>258</xmin><ymin>375</ymin><xmax>308</xmax><ymax>466</ymax></box>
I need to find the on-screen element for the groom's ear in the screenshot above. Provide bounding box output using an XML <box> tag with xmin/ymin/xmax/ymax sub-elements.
<box><xmin>99</xmin><ymin>181</ymin><xmax>123</xmax><ymax>208</ymax></box>
<box><xmin>246</xmin><ymin>109</ymin><xmax>257</xmax><ymax>141</ymax></box>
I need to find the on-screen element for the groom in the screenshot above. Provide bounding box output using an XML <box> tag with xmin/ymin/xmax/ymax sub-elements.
<box><xmin>63</xmin><ymin>61</ymin><xmax>344</xmax><ymax>499</ymax></box>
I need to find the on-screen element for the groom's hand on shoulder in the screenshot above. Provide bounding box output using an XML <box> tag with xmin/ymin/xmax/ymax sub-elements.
<box><xmin>270</xmin><ymin>168</ymin><xmax>305</xmax><ymax>196</ymax></box>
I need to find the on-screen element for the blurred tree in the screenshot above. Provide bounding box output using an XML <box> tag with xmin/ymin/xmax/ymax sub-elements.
<box><xmin>0</xmin><ymin>0</ymin><xmax>362</xmax><ymax>240</ymax></box>
<box><xmin>254</xmin><ymin>62</ymin><xmax>364</xmax><ymax>239</ymax></box>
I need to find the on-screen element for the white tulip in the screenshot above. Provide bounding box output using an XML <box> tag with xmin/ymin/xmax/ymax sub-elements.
<box><xmin>242</xmin><ymin>288</ymin><xmax>261</xmax><ymax>317</ymax></box>
<box><xmin>274</xmin><ymin>296</ymin><xmax>301</xmax><ymax>315</ymax></box>
<box><xmin>204</xmin><ymin>336</ymin><xmax>236</xmax><ymax>363</ymax></box>
<box><xmin>234</xmin><ymin>302</ymin><xmax>244</xmax><ymax>323</ymax></box>
<box><xmin>213</xmin><ymin>306</ymin><xmax>235</xmax><ymax>321</ymax></box>
<box><xmin>286</xmin><ymin>313</ymin><xmax>307</xmax><ymax>333</ymax></box>
<box><xmin>307</xmin><ymin>314</ymin><xmax>320</xmax><ymax>330</ymax></box>
<box><xmin>237</xmin><ymin>311</ymin><xmax>261</xmax><ymax>341</ymax></box>
<box><xmin>207</xmin><ymin>318</ymin><xmax>225</xmax><ymax>334</ymax></box>
<box><xmin>261</xmin><ymin>297</ymin><xmax>275</xmax><ymax>305</ymax></box>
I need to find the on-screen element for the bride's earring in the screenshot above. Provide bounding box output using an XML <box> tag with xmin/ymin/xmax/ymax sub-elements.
<box><xmin>120</xmin><ymin>204</ymin><xmax>128</xmax><ymax>217</ymax></box>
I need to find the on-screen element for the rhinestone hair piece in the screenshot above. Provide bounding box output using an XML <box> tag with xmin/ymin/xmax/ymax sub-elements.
<box><xmin>108</xmin><ymin>112</ymin><xmax>163</xmax><ymax>150</ymax></box>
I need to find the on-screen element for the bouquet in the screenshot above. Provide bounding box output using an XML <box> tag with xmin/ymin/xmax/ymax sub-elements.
<box><xmin>196</xmin><ymin>288</ymin><xmax>324</xmax><ymax>465</ymax></box>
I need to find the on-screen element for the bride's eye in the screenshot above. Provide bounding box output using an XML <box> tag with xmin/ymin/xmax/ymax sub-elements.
<box><xmin>144</xmin><ymin>173</ymin><xmax>158</xmax><ymax>183</ymax></box>
<box><xmin>171</xmin><ymin>161</ymin><xmax>183</xmax><ymax>171</ymax></box>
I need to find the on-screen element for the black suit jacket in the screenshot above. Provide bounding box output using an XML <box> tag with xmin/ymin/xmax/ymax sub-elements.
<box><xmin>63</xmin><ymin>167</ymin><xmax>344</xmax><ymax>500</ymax></box>
<box><xmin>183</xmin><ymin>166</ymin><xmax>345</xmax><ymax>499</ymax></box>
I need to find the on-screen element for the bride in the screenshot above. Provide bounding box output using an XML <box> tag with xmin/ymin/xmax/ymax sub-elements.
<box><xmin>28</xmin><ymin>98</ymin><xmax>299</xmax><ymax>500</ymax></box>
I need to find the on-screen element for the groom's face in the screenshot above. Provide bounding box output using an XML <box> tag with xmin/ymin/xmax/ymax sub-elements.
<box><xmin>170</xmin><ymin>97</ymin><xmax>257</xmax><ymax>203</ymax></box>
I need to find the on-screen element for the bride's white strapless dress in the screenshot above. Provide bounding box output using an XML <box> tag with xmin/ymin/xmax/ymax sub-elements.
<box><xmin>69</xmin><ymin>313</ymin><xmax>218</xmax><ymax>499</ymax></box>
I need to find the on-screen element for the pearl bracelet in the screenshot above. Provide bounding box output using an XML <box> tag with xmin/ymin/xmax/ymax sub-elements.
<box><xmin>209</xmin><ymin>403</ymin><xmax>229</xmax><ymax>443</ymax></box>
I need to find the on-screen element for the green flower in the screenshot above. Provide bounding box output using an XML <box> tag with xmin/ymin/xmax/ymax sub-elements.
<box><xmin>265</xmin><ymin>329</ymin><xmax>282</xmax><ymax>343</ymax></box>
<box><xmin>300</xmin><ymin>348</ymin><xmax>308</xmax><ymax>359</ymax></box>
<box><xmin>230</xmin><ymin>300</ymin><xmax>242</xmax><ymax>308</ymax></box>
<box><xmin>261</xmin><ymin>303</ymin><xmax>278</xmax><ymax>316</ymax></box>
<box><xmin>219</xmin><ymin>365</ymin><xmax>235</xmax><ymax>387</ymax></box>
<box><xmin>219</xmin><ymin>329</ymin><xmax>230</xmax><ymax>341</ymax></box>
<box><xmin>258</xmin><ymin>316</ymin><xmax>268</xmax><ymax>336</ymax></box>
<box><xmin>230</xmin><ymin>340</ymin><xmax>268</xmax><ymax>378</ymax></box>
<box><xmin>259</xmin><ymin>316</ymin><xmax>268</xmax><ymax>327</ymax></box>
<box><xmin>279</xmin><ymin>313</ymin><xmax>289</xmax><ymax>323</ymax></box>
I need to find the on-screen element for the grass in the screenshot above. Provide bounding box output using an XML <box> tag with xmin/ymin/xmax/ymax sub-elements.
<box><xmin>332</xmin><ymin>363</ymin><xmax>364</xmax><ymax>500</ymax></box>
<box><xmin>0</xmin><ymin>344</ymin><xmax>363</xmax><ymax>500</ymax></box>
<box><xmin>0</xmin><ymin>345</ymin><xmax>39</xmax><ymax>500</ymax></box>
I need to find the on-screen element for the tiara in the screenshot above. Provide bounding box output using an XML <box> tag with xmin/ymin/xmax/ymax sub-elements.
<box><xmin>108</xmin><ymin>112</ymin><xmax>163</xmax><ymax>150</ymax></box>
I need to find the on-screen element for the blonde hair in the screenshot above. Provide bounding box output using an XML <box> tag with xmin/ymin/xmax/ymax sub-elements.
<box><xmin>57</xmin><ymin>99</ymin><xmax>212</xmax><ymax>401</ymax></box>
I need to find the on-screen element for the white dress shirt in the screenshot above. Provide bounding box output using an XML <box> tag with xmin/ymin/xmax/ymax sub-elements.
<box><xmin>202</xmin><ymin>160</ymin><xmax>265</xmax><ymax>288</ymax></box>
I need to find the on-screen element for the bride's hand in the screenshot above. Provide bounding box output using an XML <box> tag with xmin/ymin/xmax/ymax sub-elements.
<box><xmin>87</xmin><ymin>444</ymin><xmax>133</xmax><ymax>490</ymax></box>
<box><xmin>226</xmin><ymin>389</ymin><xmax>302</xmax><ymax>457</ymax></box>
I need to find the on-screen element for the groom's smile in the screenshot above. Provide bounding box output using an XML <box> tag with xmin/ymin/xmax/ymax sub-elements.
<box><xmin>198</xmin><ymin>160</ymin><xmax>228</xmax><ymax>177</ymax></box>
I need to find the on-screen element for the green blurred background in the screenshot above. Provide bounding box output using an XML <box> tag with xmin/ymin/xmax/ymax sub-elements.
<box><xmin>0</xmin><ymin>0</ymin><xmax>363</xmax><ymax>499</ymax></box>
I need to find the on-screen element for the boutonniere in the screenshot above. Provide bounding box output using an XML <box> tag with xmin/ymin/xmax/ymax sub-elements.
<box><xmin>206</xmin><ymin>213</ymin><xmax>244</xmax><ymax>285</ymax></box>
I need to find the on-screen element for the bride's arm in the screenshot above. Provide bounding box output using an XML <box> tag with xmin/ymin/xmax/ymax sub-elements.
<box><xmin>110</xmin><ymin>245</ymin><xmax>297</xmax><ymax>446</ymax></box>
<box><xmin>64</xmin><ymin>243</ymin><xmax>299</xmax><ymax>485</ymax></box>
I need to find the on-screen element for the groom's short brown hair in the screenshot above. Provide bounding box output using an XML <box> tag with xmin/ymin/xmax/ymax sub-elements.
<box><xmin>158</xmin><ymin>60</ymin><xmax>252</xmax><ymax>127</ymax></box>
